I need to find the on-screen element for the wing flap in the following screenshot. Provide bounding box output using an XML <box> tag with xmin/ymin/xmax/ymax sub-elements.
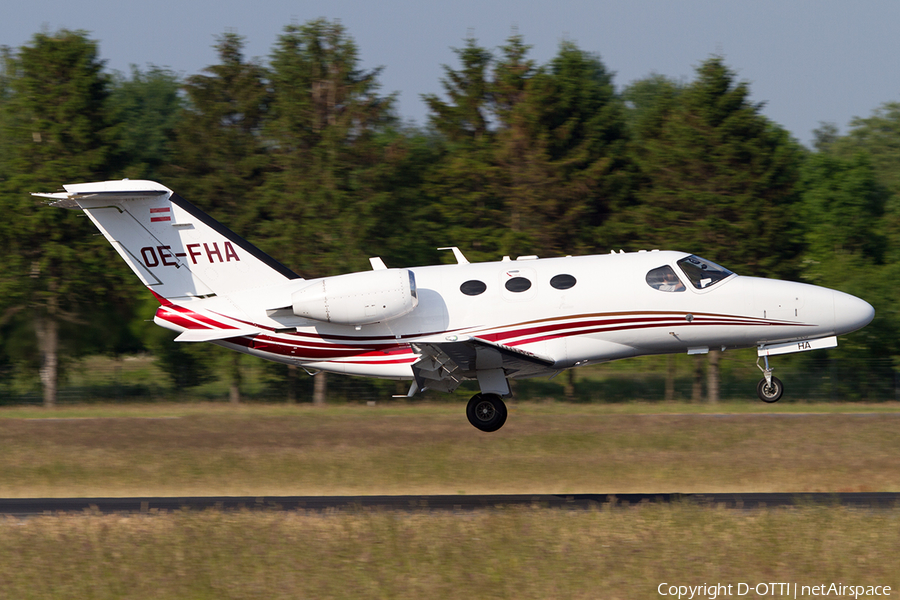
<box><xmin>410</xmin><ymin>336</ymin><xmax>557</xmax><ymax>393</ymax></box>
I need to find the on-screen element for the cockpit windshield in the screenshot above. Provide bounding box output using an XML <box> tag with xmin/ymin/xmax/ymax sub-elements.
<box><xmin>676</xmin><ymin>255</ymin><xmax>735</xmax><ymax>289</ymax></box>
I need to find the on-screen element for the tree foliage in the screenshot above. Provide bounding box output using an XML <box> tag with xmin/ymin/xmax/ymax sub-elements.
<box><xmin>625</xmin><ymin>58</ymin><xmax>805</xmax><ymax>278</ymax></box>
<box><xmin>258</xmin><ymin>19</ymin><xmax>403</xmax><ymax>276</ymax></box>
<box><xmin>167</xmin><ymin>32</ymin><xmax>271</xmax><ymax>233</ymax></box>
<box><xmin>422</xmin><ymin>35</ymin><xmax>631</xmax><ymax>259</ymax></box>
<box><xmin>108</xmin><ymin>66</ymin><xmax>183</xmax><ymax>180</ymax></box>
<box><xmin>1</xmin><ymin>23</ymin><xmax>899</xmax><ymax>401</ymax></box>
<box><xmin>0</xmin><ymin>30</ymin><xmax>137</xmax><ymax>405</ymax></box>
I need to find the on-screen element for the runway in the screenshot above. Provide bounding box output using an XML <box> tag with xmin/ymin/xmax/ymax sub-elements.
<box><xmin>1</xmin><ymin>493</ymin><xmax>898</xmax><ymax>516</ymax></box>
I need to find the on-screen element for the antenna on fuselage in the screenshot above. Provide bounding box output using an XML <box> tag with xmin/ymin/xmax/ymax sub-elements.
<box><xmin>438</xmin><ymin>247</ymin><xmax>470</xmax><ymax>265</ymax></box>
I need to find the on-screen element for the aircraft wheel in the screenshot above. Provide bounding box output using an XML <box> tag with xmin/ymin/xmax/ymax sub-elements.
<box><xmin>757</xmin><ymin>376</ymin><xmax>784</xmax><ymax>403</ymax></box>
<box><xmin>466</xmin><ymin>393</ymin><xmax>508</xmax><ymax>432</ymax></box>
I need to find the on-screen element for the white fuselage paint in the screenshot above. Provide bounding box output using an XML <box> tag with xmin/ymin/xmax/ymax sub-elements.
<box><xmin>193</xmin><ymin>250</ymin><xmax>872</xmax><ymax>381</ymax></box>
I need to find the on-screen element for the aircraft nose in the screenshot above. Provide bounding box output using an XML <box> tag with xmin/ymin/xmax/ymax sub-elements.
<box><xmin>832</xmin><ymin>290</ymin><xmax>875</xmax><ymax>335</ymax></box>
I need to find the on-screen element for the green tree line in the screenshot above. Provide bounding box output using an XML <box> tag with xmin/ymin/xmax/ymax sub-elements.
<box><xmin>1</xmin><ymin>21</ymin><xmax>897</xmax><ymax>406</ymax></box>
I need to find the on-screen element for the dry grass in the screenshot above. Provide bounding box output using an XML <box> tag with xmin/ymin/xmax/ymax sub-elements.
<box><xmin>1</xmin><ymin>402</ymin><xmax>899</xmax><ymax>497</ymax></box>
<box><xmin>0</xmin><ymin>505</ymin><xmax>897</xmax><ymax>599</ymax></box>
<box><xmin>2</xmin><ymin>403</ymin><xmax>899</xmax><ymax>599</ymax></box>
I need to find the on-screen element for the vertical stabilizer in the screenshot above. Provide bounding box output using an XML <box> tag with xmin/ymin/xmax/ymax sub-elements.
<box><xmin>37</xmin><ymin>180</ymin><xmax>301</xmax><ymax>300</ymax></box>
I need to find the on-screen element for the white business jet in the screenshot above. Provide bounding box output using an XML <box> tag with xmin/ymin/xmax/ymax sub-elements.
<box><xmin>37</xmin><ymin>180</ymin><xmax>874</xmax><ymax>432</ymax></box>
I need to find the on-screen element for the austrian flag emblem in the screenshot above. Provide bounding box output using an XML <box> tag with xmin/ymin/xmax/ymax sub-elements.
<box><xmin>150</xmin><ymin>207</ymin><xmax>171</xmax><ymax>222</ymax></box>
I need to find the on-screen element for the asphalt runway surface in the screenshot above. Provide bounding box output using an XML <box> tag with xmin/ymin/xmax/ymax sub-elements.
<box><xmin>1</xmin><ymin>493</ymin><xmax>898</xmax><ymax>516</ymax></box>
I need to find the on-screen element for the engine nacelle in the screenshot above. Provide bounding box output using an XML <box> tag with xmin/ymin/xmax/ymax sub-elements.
<box><xmin>291</xmin><ymin>268</ymin><xmax>418</xmax><ymax>325</ymax></box>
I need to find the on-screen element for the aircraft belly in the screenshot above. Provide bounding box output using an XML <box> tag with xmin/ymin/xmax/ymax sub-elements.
<box><xmin>564</xmin><ymin>335</ymin><xmax>636</xmax><ymax>364</ymax></box>
<box><xmin>302</xmin><ymin>361</ymin><xmax>414</xmax><ymax>379</ymax></box>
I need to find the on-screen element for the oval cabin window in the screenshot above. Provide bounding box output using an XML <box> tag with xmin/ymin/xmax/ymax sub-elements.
<box><xmin>505</xmin><ymin>277</ymin><xmax>532</xmax><ymax>293</ymax></box>
<box><xmin>460</xmin><ymin>280</ymin><xmax>487</xmax><ymax>296</ymax></box>
<box><xmin>550</xmin><ymin>274</ymin><xmax>576</xmax><ymax>290</ymax></box>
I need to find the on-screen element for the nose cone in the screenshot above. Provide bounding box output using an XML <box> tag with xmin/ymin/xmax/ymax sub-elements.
<box><xmin>833</xmin><ymin>290</ymin><xmax>875</xmax><ymax>335</ymax></box>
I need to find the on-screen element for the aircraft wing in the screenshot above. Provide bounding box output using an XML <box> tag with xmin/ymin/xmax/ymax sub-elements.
<box><xmin>410</xmin><ymin>336</ymin><xmax>556</xmax><ymax>394</ymax></box>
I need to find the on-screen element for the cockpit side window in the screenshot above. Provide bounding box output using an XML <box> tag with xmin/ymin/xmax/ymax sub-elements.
<box><xmin>676</xmin><ymin>255</ymin><xmax>734</xmax><ymax>289</ymax></box>
<box><xmin>646</xmin><ymin>265</ymin><xmax>686</xmax><ymax>292</ymax></box>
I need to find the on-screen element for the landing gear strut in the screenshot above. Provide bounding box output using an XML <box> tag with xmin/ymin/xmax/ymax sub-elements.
<box><xmin>756</xmin><ymin>355</ymin><xmax>784</xmax><ymax>403</ymax></box>
<box><xmin>466</xmin><ymin>393</ymin><xmax>508</xmax><ymax>432</ymax></box>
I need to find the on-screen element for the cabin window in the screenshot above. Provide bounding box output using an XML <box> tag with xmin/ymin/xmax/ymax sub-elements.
<box><xmin>646</xmin><ymin>265</ymin><xmax>686</xmax><ymax>292</ymax></box>
<box><xmin>677</xmin><ymin>255</ymin><xmax>734</xmax><ymax>289</ymax></box>
<box><xmin>550</xmin><ymin>274</ymin><xmax>577</xmax><ymax>290</ymax></box>
<box><xmin>505</xmin><ymin>277</ymin><xmax>532</xmax><ymax>293</ymax></box>
<box><xmin>460</xmin><ymin>280</ymin><xmax>487</xmax><ymax>296</ymax></box>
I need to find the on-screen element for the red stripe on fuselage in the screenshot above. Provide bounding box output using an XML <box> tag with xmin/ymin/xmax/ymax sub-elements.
<box><xmin>499</xmin><ymin>317</ymin><xmax>814</xmax><ymax>348</ymax></box>
<box><xmin>225</xmin><ymin>336</ymin><xmax>415</xmax><ymax>363</ymax></box>
<box><xmin>166</xmin><ymin>304</ymin><xmax>238</xmax><ymax>330</ymax></box>
<box><xmin>477</xmin><ymin>314</ymin><xmax>785</xmax><ymax>345</ymax></box>
<box><xmin>157</xmin><ymin>304</ymin><xmax>813</xmax><ymax>365</ymax></box>
<box><xmin>156</xmin><ymin>310</ymin><xmax>210</xmax><ymax>331</ymax></box>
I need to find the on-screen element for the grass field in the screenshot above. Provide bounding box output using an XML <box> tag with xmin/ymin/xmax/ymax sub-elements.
<box><xmin>0</xmin><ymin>505</ymin><xmax>898</xmax><ymax>600</ymax></box>
<box><xmin>2</xmin><ymin>402</ymin><xmax>899</xmax><ymax>598</ymax></box>
<box><xmin>1</xmin><ymin>402</ymin><xmax>899</xmax><ymax>497</ymax></box>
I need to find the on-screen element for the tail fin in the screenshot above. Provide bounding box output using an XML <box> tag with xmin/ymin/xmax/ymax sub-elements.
<box><xmin>36</xmin><ymin>180</ymin><xmax>301</xmax><ymax>300</ymax></box>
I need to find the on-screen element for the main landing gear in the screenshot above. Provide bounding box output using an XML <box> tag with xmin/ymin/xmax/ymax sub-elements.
<box><xmin>756</xmin><ymin>355</ymin><xmax>784</xmax><ymax>403</ymax></box>
<box><xmin>466</xmin><ymin>393</ymin><xmax>508</xmax><ymax>432</ymax></box>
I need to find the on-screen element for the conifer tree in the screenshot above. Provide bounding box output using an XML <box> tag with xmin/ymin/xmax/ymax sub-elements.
<box><xmin>0</xmin><ymin>30</ymin><xmax>122</xmax><ymax>406</ymax></box>
<box><xmin>628</xmin><ymin>57</ymin><xmax>804</xmax><ymax>278</ymax></box>
<box><xmin>108</xmin><ymin>66</ymin><xmax>183</xmax><ymax>180</ymax></box>
<box><xmin>169</xmin><ymin>33</ymin><xmax>271</xmax><ymax>232</ymax></box>
<box><xmin>259</xmin><ymin>19</ymin><xmax>400</xmax><ymax>277</ymax></box>
<box><xmin>164</xmin><ymin>32</ymin><xmax>272</xmax><ymax>402</ymax></box>
<box><xmin>492</xmin><ymin>39</ymin><xmax>630</xmax><ymax>256</ymax></box>
<box><xmin>421</xmin><ymin>37</ymin><xmax>502</xmax><ymax>261</ymax></box>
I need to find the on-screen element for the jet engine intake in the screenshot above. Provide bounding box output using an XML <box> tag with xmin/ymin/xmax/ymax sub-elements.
<box><xmin>291</xmin><ymin>269</ymin><xmax>418</xmax><ymax>325</ymax></box>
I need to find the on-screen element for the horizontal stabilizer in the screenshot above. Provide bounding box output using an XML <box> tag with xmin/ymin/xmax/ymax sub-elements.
<box><xmin>175</xmin><ymin>329</ymin><xmax>260</xmax><ymax>343</ymax></box>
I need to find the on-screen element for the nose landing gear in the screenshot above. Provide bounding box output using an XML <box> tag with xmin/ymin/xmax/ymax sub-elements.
<box><xmin>466</xmin><ymin>393</ymin><xmax>508</xmax><ymax>432</ymax></box>
<box><xmin>756</xmin><ymin>355</ymin><xmax>784</xmax><ymax>403</ymax></box>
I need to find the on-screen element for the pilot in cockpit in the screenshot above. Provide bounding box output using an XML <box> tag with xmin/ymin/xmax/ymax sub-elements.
<box><xmin>658</xmin><ymin>271</ymin><xmax>685</xmax><ymax>292</ymax></box>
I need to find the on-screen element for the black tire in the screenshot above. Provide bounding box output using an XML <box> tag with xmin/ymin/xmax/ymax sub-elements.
<box><xmin>757</xmin><ymin>376</ymin><xmax>784</xmax><ymax>403</ymax></box>
<box><xmin>466</xmin><ymin>393</ymin><xmax>508</xmax><ymax>432</ymax></box>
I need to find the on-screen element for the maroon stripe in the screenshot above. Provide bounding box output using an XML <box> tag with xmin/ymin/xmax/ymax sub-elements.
<box><xmin>506</xmin><ymin>319</ymin><xmax>814</xmax><ymax>347</ymax></box>
<box><xmin>478</xmin><ymin>315</ymin><xmax>683</xmax><ymax>343</ymax></box>
<box><xmin>478</xmin><ymin>314</ymin><xmax>805</xmax><ymax>343</ymax></box>
<box><xmin>228</xmin><ymin>336</ymin><xmax>416</xmax><ymax>363</ymax></box>
<box><xmin>251</xmin><ymin>333</ymin><xmax>387</xmax><ymax>352</ymax></box>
